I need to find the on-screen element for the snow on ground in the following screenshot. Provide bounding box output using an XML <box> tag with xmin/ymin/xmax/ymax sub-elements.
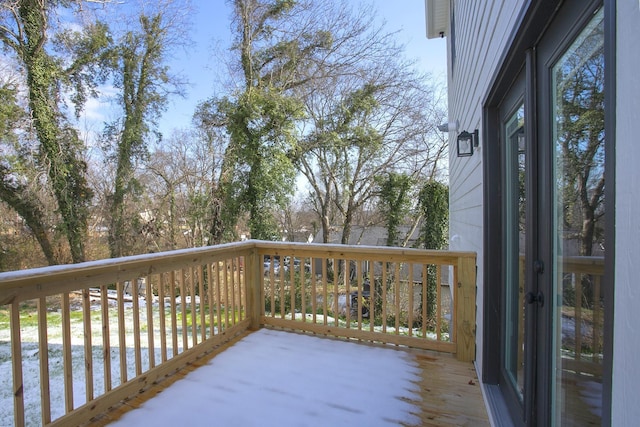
<box><xmin>108</xmin><ymin>329</ymin><xmax>423</xmax><ymax>427</ymax></box>
<box><xmin>0</xmin><ymin>296</ymin><xmax>195</xmax><ymax>426</ymax></box>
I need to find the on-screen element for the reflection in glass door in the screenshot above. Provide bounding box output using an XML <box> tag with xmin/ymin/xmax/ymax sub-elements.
<box><xmin>550</xmin><ymin>7</ymin><xmax>605</xmax><ymax>426</ymax></box>
<box><xmin>504</xmin><ymin>104</ymin><xmax>526</xmax><ymax>404</ymax></box>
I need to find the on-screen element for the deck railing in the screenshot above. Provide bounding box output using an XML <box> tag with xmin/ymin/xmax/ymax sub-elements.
<box><xmin>560</xmin><ymin>256</ymin><xmax>605</xmax><ymax>376</ymax></box>
<box><xmin>254</xmin><ymin>242</ymin><xmax>477</xmax><ymax>358</ymax></box>
<box><xmin>0</xmin><ymin>241</ymin><xmax>476</xmax><ymax>427</ymax></box>
<box><xmin>516</xmin><ymin>255</ymin><xmax>605</xmax><ymax>377</ymax></box>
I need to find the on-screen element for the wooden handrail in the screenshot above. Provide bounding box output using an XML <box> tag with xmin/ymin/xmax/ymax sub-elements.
<box><xmin>0</xmin><ymin>241</ymin><xmax>476</xmax><ymax>426</ymax></box>
<box><xmin>253</xmin><ymin>241</ymin><xmax>476</xmax><ymax>360</ymax></box>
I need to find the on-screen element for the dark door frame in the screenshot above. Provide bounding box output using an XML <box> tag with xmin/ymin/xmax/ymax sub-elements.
<box><xmin>481</xmin><ymin>0</ymin><xmax>614</xmax><ymax>425</ymax></box>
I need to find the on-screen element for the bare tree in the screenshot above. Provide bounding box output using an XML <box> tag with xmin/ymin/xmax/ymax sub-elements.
<box><xmin>294</xmin><ymin>48</ymin><xmax>445</xmax><ymax>244</ymax></box>
<box><xmin>142</xmin><ymin>128</ymin><xmax>222</xmax><ymax>250</ymax></box>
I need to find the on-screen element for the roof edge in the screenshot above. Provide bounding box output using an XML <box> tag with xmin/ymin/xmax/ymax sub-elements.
<box><xmin>425</xmin><ymin>0</ymin><xmax>449</xmax><ymax>39</ymax></box>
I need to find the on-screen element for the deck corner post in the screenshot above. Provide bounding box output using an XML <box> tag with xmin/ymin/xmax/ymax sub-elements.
<box><xmin>456</xmin><ymin>255</ymin><xmax>477</xmax><ymax>362</ymax></box>
<box><xmin>246</xmin><ymin>246</ymin><xmax>262</xmax><ymax>330</ymax></box>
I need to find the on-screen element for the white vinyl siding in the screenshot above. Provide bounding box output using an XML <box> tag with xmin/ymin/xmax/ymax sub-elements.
<box><xmin>446</xmin><ymin>0</ymin><xmax>526</xmax><ymax>380</ymax></box>
<box><xmin>612</xmin><ymin>0</ymin><xmax>640</xmax><ymax>424</ymax></box>
<box><xmin>437</xmin><ymin>0</ymin><xmax>640</xmax><ymax>422</ymax></box>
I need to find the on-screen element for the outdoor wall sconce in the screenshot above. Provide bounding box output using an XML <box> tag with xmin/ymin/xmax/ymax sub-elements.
<box><xmin>456</xmin><ymin>129</ymin><xmax>479</xmax><ymax>157</ymax></box>
<box><xmin>517</xmin><ymin>126</ymin><xmax>526</xmax><ymax>154</ymax></box>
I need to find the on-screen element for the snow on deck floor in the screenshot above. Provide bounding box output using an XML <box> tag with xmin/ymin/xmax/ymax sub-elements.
<box><xmin>109</xmin><ymin>329</ymin><xmax>423</xmax><ymax>426</ymax></box>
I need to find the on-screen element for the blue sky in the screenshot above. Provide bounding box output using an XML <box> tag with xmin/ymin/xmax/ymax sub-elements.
<box><xmin>157</xmin><ymin>0</ymin><xmax>447</xmax><ymax>137</ymax></box>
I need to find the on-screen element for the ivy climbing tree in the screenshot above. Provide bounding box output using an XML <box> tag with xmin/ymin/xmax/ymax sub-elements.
<box><xmin>103</xmin><ymin>10</ymin><xmax>183</xmax><ymax>257</ymax></box>
<box><xmin>0</xmin><ymin>1</ymin><xmax>112</xmax><ymax>263</ymax></box>
<box><xmin>418</xmin><ymin>180</ymin><xmax>449</xmax><ymax>322</ymax></box>
<box><xmin>197</xmin><ymin>0</ymin><xmax>331</xmax><ymax>241</ymax></box>
<box><xmin>377</xmin><ymin>172</ymin><xmax>413</xmax><ymax>247</ymax></box>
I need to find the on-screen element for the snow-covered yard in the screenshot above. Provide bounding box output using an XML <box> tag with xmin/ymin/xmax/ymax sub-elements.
<box><xmin>0</xmin><ymin>293</ymin><xmax>196</xmax><ymax>426</ymax></box>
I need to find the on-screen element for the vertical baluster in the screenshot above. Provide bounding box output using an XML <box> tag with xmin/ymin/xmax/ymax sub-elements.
<box><xmin>37</xmin><ymin>296</ymin><xmax>51</xmax><ymax>424</ymax></box>
<box><xmin>259</xmin><ymin>256</ymin><xmax>265</xmax><ymax>321</ymax></box>
<box><xmin>436</xmin><ymin>265</ymin><xmax>442</xmax><ymax>341</ymax></box>
<box><xmin>322</xmin><ymin>258</ymin><xmax>328</xmax><ymax>326</ymax></box>
<box><xmin>333</xmin><ymin>258</ymin><xmax>339</xmax><ymax>327</ymax></box>
<box><xmin>215</xmin><ymin>262</ymin><xmax>222</xmax><ymax>332</ymax></box>
<box><xmin>116</xmin><ymin>282</ymin><xmax>127</xmax><ymax>384</ymax></box>
<box><xmin>369</xmin><ymin>261</ymin><xmax>375</xmax><ymax>333</ymax></box>
<box><xmin>382</xmin><ymin>262</ymin><xmax>388</xmax><ymax>334</ymax></box>
<box><xmin>207</xmin><ymin>262</ymin><xmax>215</xmax><ymax>337</ymax></box>
<box><xmin>238</xmin><ymin>257</ymin><xmax>243</xmax><ymax>321</ymax></box>
<box><xmin>575</xmin><ymin>274</ymin><xmax>583</xmax><ymax>361</ymax></box>
<box><xmin>301</xmin><ymin>257</ymin><xmax>308</xmax><ymax>323</ymax></box>
<box><xmin>131</xmin><ymin>278</ymin><xmax>142</xmax><ymax>375</ymax></box>
<box><xmin>422</xmin><ymin>265</ymin><xmax>428</xmax><ymax>339</ymax></box>
<box><xmin>229</xmin><ymin>260</ymin><xmax>236</xmax><ymax>326</ymax></box>
<box><xmin>100</xmin><ymin>285</ymin><xmax>112</xmax><ymax>392</ymax></box>
<box><xmin>179</xmin><ymin>270</ymin><xmax>188</xmax><ymax>351</ymax></box>
<box><xmin>311</xmin><ymin>258</ymin><xmax>317</xmax><ymax>324</ymax></box>
<box><xmin>189</xmin><ymin>267</ymin><xmax>198</xmax><ymax>346</ymax></box>
<box><xmin>62</xmin><ymin>293</ymin><xmax>73</xmax><ymax>413</ymax></box>
<box><xmin>593</xmin><ymin>275</ymin><xmax>602</xmax><ymax>363</ymax></box>
<box><xmin>11</xmin><ymin>302</ymin><xmax>25</xmax><ymax>427</ymax></box>
<box><xmin>158</xmin><ymin>273</ymin><xmax>167</xmax><ymax>362</ymax></box>
<box><xmin>394</xmin><ymin>263</ymin><xmax>400</xmax><ymax>334</ymax></box>
<box><xmin>357</xmin><ymin>261</ymin><xmax>363</xmax><ymax>330</ymax></box>
<box><xmin>199</xmin><ymin>266</ymin><xmax>206</xmax><ymax>341</ymax></box>
<box><xmin>451</xmin><ymin>265</ymin><xmax>458</xmax><ymax>344</ymax></box>
<box><xmin>280</xmin><ymin>256</ymin><xmax>286</xmax><ymax>320</ymax></box>
<box><xmin>82</xmin><ymin>289</ymin><xmax>94</xmax><ymax>401</ymax></box>
<box><xmin>239</xmin><ymin>257</ymin><xmax>246</xmax><ymax>321</ymax></box>
<box><xmin>170</xmin><ymin>271</ymin><xmax>178</xmax><ymax>357</ymax></box>
<box><xmin>289</xmin><ymin>256</ymin><xmax>304</xmax><ymax>320</ymax></box>
<box><xmin>224</xmin><ymin>260</ymin><xmax>230</xmax><ymax>328</ymax></box>
<box><xmin>100</xmin><ymin>285</ymin><xmax>113</xmax><ymax>393</ymax></box>
<box><xmin>408</xmin><ymin>263</ymin><xmax>414</xmax><ymax>337</ymax></box>
<box><xmin>146</xmin><ymin>275</ymin><xmax>155</xmax><ymax>369</ymax></box>
<box><xmin>345</xmin><ymin>259</ymin><xmax>351</xmax><ymax>329</ymax></box>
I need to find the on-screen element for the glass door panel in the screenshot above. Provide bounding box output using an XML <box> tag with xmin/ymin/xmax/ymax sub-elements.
<box><xmin>504</xmin><ymin>104</ymin><xmax>526</xmax><ymax>403</ymax></box>
<box><xmin>550</xmin><ymin>7</ymin><xmax>605</xmax><ymax>426</ymax></box>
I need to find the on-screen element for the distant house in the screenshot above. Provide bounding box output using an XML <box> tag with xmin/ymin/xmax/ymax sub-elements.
<box><xmin>425</xmin><ymin>0</ymin><xmax>637</xmax><ymax>425</ymax></box>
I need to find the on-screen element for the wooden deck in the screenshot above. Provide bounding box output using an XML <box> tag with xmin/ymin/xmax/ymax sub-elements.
<box><xmin>1</xmin><ymin>241</ymin><xmax>480</xmax><ymax>426</ymax></box>
<box><xmin>407</xmin><ymin>348</ymin><xmax>489</xmax><ymax>425</ymax></box>
<box><xmin>88</xmin><ymin>329</ymin><xmax>489</xmax><ymax>426</ymax></box>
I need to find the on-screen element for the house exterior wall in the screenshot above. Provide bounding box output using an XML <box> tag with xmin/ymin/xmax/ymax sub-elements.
<box><xmin>446</xmin><ymin>0</ymin><xmax>526</xmax><ymax>381</ymax></box>
<box><xmin>612</xmin><ymin>1</ymin><xmax>640</xmax><ymax>424</ymax></box>
<box><xmin>436</xmin><ymin>0</ymin><xmax>640</xmax><ymax>423</ymax></box>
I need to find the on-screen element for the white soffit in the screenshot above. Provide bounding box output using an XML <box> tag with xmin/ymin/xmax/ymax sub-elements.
<box><xmin>425</xmin><ymin>0</ymin><xmax>449</xmax><ymax>39</ymax></box>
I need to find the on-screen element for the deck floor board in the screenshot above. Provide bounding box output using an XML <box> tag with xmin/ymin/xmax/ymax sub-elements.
<box><xmin>89</xmin><ymin>329</ymin><xmax>489</xmax><ymax>426</ymax></box>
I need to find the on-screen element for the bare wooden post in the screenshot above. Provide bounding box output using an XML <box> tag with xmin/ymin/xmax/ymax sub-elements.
<box><xmin>10</xmin><ymin>302</ymin><xmax>25</xmax><ymax>427</ymax></box>
<box><xmin>246</xmin><ymin>247</ymin><xmax>262</xmax><ymax>330</ymax></box>
<box><xmin>456</xmin><ymin>255</ymin><xmax>477</xmax><ymax>362</ymax></box>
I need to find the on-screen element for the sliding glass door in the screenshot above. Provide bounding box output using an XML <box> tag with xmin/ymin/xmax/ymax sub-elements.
<box><xmin>548</xmin><ymin>8</ymin><xmax>605</xmax><ymax>425</ymax></box>
<box><xmin>487</xmin><ymin>1</ymin><xmax>608</xmax><ymax>425</ymax></box>
<box><xmin>503</xmin><ymin>102</ymin><xmax>526</xmax><ymax>404</ymax></box>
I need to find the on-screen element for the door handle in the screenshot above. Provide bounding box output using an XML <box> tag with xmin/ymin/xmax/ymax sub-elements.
<box><xmin>525</xmin><ymin>291</ymin><xmax>544</xmax><ymax>307</ymax></box>
<box><xmin>534</xmin><ymin>259</ymin><xmax>544</xmax><ymax>274</ymax></box>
